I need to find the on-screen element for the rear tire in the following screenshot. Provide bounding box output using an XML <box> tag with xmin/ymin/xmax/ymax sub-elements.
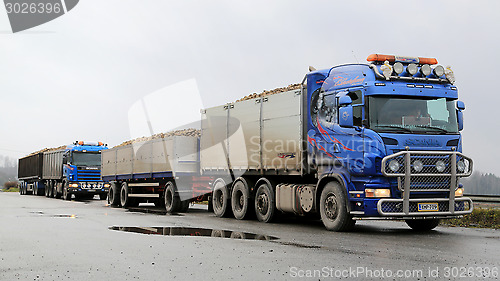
<box><xmin>54</xmin><ymin>183</ymin><xmax>61</xmax><ymax>199</ymax></box>
<box><xmin>254</xmin><ymin>180</ymin><xmax>276</xmax><ymax>223</ymax></box>
<box><xmin>212</xmin><ymin>179</ymin><xmax>230</xmax><ymax>218</ymax></box>
<box><xmin>109</xmin><ymin>182</ymin><xmax>120</xmax><ymax>206</ymax></box>
<box><xmin>405</xmin><ymin>219</ymin><xmax>440</xmax><ymax>231</ymax></box>
<box><xmin>164</xmin><ymin>181</ymin><xmax>180</xmax><ymax>213</ymax></box>
<box><xmin>319</xmin><ymin>182</ymin><xmax>355</xmax><ymax>232</ymax></box>
<box><xmin>45</xmin><ymin>182</ymin><xmax>50</xmax><ymax>197</ymax></box>
<box><xmin>231</xmin><ymin>179</ymin><xmax>252</xmax><ymax>220</ymax></box>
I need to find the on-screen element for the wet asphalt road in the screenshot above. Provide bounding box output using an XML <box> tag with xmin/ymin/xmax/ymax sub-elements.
<box><xmin>1</xmin><ymin>192</ymin><xmax>499</xmax><ymax>281</ymax></box>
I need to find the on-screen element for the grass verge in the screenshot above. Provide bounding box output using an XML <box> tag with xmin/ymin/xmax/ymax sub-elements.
<box><xmin>441</xmin><ymin>208</ymin><xmax>500</xmax><ymax>229</ymax></box>
<box><xmin>1</xmin><ymin>187</ymin><xmax>19</xmax><ymax>192</ymax></box>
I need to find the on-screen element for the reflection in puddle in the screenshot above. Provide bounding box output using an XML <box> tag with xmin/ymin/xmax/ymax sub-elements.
<box><xmin>109</xmin><ymin>226</ymin><xmax>279</xmax><ymax>241</ymax></box>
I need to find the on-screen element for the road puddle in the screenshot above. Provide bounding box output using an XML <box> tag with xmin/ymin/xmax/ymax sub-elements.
<box><xmin>52</xmin><ymin>214</ymin><xmax>77</xmax><ymax>218</ymax></box>
<box><xmin>109</xmin><ymin>226</ymin><xmax>278</xmax><ymax>240</ymax></box>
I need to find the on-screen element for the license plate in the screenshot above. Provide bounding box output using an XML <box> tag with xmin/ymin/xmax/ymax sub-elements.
<box><xmin>418</xmin><ymin>203</ymin><xmax>438</xmax><ymax>212</ymax></box>
<box><xmin>87</xmin><ymin>189</ymin><xmax>95</xmax><ymax>192</ymax></box>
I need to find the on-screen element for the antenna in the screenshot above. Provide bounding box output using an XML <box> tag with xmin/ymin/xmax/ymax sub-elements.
<box><xmin>352</xmin><ymin>50</ymin><xmax>360</xmax><ymax>64</ymax></box>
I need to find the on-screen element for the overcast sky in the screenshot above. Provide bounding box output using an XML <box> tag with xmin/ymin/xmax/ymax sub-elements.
<box><xmin>0</xmin><ymin>0</ymin><xmax>499</xmax><ymax>175</ymax></box>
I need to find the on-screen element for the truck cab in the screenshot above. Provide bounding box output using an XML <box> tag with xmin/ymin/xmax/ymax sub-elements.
<box><xmin>307</xmin><ymin>54</ymin><xmax>473</xmax><ymax>230</ymax></box>
<box><xmin>62</xmin><ymin>141</ymin><xmax>109</xmax><ymax>200</ymax></box>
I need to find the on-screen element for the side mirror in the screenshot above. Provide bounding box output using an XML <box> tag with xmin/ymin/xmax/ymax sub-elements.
<box><xmin>457</xmin><ymin>110</ymin><xmax>464</xmax><ymax>131</ymax></box>
<box><xmin>456</xmin><ymin>100</ymin><xmax>465</xmax><ymax>131</ymax></box>
<box><xmin>339</xmin><ymin>96</ymin><xmax>352</xmax><ymax>106</ymax></box>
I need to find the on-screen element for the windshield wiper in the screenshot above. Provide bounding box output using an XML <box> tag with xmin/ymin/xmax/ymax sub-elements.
<box><xmin>372</xmin><ymin>125</ymin><xmax>413</xmax><ymax>133</ymax></box>
<box><xmin>413</xmin><ymin>125</ymin><xmax>450</xmax><ymax>133</ymax></box>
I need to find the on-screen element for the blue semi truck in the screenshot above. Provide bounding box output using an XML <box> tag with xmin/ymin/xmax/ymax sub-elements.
<box><xmin>18</xmin><ymin>141</ymin><xmax>109</xmax><ymax>200</ymax></box>
<box><xmin>199</xmin><ymin>53</ymin><xmax>473</xmax><ymax>231</ymax></box>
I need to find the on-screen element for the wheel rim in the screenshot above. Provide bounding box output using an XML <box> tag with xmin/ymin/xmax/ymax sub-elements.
<box><xmin>121</xmin><ymin>187</ymin><xmax>126</xmax><ymax>204</ymax></box>
<box><xmin>235</xmin><ymin>190</ymin><xmax>244</xmax><ymax>212</ymax></box>
<box><xmin>256</xmin><ymin>192</ymin><xmax>268</xmax><ymax>215</ymax></box>
<box><xmin>109</xmin><ymin>188</ymin><xmax>114</xmax><ymax>202</ymax></box>
<box><xmin>324</xmin><ymin>193</ymin><xmax>338</xmax><ymax>220</ymax></box>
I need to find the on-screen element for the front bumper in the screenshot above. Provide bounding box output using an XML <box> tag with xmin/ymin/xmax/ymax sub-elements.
<box><xmin>377</xmin><ymin>197</ymin><xmax>473</xmax><ymax>216</ymax></box>
<box><xmin>68</xmin><ymin>182</ymin><xmax>109</xmax><ymax>194</ymax></box>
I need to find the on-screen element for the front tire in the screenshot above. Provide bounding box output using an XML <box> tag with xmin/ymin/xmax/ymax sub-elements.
<box><xmin>319</xmin><ymin>182</ymin><xmax>355</xmax><ymax>232</ymax></box>
<box><xmin>63</xmin><ymin>183</ymin><xmax>71</xmax><ymax>201</ymax></box>
<box><xmin>212</xmin><ymin>179</ymin><xmax>230</xmax><ymax>217</ymax></box>
<box><xmin>405</xmin><ymin>219</ymin><xmax>440</xmax><ymax>231</ymax></box>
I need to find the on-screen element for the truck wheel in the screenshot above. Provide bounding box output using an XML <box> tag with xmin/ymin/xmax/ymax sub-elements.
<box><xmin>54</xmin><ymin>183</ymin><xmax>61</xmax><ymax>199</ymax></box>
<box><xmin>212</xmin><ymin>179</ymin><xmax>230</xmax><ymax>217</ymax></box>
<box><xmin>164</xmin><ymin>181</ymin><xmax>180</xmax><ymax>213</ymax></box>
<box><xmin>63</xmin><ymin>184</ymin><xmax>71</xmax><ymax>201</ymax></box>
<box><xmin>120</xmin><ymin>182</ymin><xmax>131</xmax><ymax>208</ymax></box>
<box><xmin>231</xmin><ymin>179</ymin><xmax>251</xmax><ymax>220</ymax></box>
<box><xmin>254</xmin><ymin>181</ymin><xmax>276</xmax><ymax>223</ymax></box>
<box><xmin>33</xmin><ymin>185</ymin><xmax>38</xmax><ymax>196</ymax></box>
<box><xmin>319</xmin><ymin>181</ymin><xmax>355</xmax><ymax>232</ymax></box>
<box><xmin>207</xmin><ymin>195</ymin><xmax>214</xmax><ymax>212</ymax></box>
<box><xmin>109</xmin><ymin>182</ymin><xmax>120</xmax><ymax>206</ymax></box>
<box><xmin>405</xmin><ymin>219</ymin><xmax>440</xmax><ymax>231</ymax></box>
<box><xmin>45</xmin><ymin>183</ymin><xmax>50</xmax><ymax>197</ymax></box>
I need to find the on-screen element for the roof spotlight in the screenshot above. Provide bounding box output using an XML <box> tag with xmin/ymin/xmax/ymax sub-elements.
<box><xmin>433</xmin><ymin>65</ymin><xmax>445</xmax><ymax>77</ymax></box>
<box><xmin>393</xmin><ymin>62</ymin><xmax>404</xmax><ymax>75</ymax></box>
<box><xmin>445</xmin><ymin>66</ymin><xmax>455</xmax><ymax>84</ymax></box>
<box><xmin>407</xmin><ymin>63</ymin><xmax>418</xmax><ymax>75</ymax></box>
<box><xmin>420</xmin><ymin>64</ymin><xmax>432</xmax><ymax>76</ymax></box>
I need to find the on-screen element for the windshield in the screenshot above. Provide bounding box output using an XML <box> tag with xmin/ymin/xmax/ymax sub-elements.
<box><xmin>368</xmin><ymin>96</ymin><xmax>459</xmax><ymax>134</ymax></box>
<box><xmin>72</xmin><ymin>152</ymin><xmax>101</xmax><ymax>166</ymax></box>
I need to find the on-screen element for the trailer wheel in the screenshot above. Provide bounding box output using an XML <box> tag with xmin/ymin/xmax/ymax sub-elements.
<box><xmin>231</xmin><ymin>179</ymin><xmax>251</xmax><ymax>220</ymax></box>
<box><xmin>405</xmin><ymin>219</ymin><xmax>440</xmax><ymax>231</ymax></box>
<box><xmin>319</xmin><ymin>181</ymin><xmax>355</xmax><ymax>232</ymax></box>
<box><xmin>164</xmin><ymin>182</ymin><xmax>180</xmax><ymax>213</ymax></box>
<box><xmin>109</xmin><ymin>182</ymin><xmax>120</xmax><ymax>206</ymax></box>
<box><xmin>212</xmin><ymin>179</ymin><xmax>230</xmax><ymax>217</ymax></box>
<box><xmin>254</xmin><ymin>181</ymin><xmax>276</xmax><ymax>223</ymax></box>
<box><xmin>63</xmin><ymin>183</ymin><xmax>71</xmax><ymax>201</ymax></box>
<box><xmin>120</xmin><ymin>182</ymin><xmax>132</xmax><ymax>208</ymax></box>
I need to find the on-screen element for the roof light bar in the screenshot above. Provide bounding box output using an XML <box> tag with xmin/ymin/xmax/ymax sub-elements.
<box><xmin>367</xmin><ymin>54</ymin><xmax>438</xmax><ymax>65</ymax></box>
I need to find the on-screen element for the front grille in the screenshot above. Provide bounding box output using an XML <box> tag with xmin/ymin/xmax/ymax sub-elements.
<box><xmin>77</xmin><ymin>170</ymin><xmax>101</xmax><ymax>181</ymax></box>
<box><xmin>400</xmin><ymin>176</ymin><xmax>454</xmax><ymax>192</ymax></box>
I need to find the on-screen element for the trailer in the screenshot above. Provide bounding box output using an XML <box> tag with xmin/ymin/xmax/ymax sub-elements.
<box><xmin>18</xmin><ymin>153</ymin><xmax>44</xmax><ymax>195</ymax></box>
<box><xmin>102</xmin><ymin>135</ymin><xmax>211</xmax><ymax>211</ymax></box>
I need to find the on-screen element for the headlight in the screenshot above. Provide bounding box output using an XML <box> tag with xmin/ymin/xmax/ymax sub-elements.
<box><xmin>365</xmin><ymin>189</ymin><xmax>391</xmax><ymax>198</ymax></box>
<box><xmin>69</xmin><ymin>183</ymin><xmax>78</xmax><ymax>188</ymax></box>
<box><xmin>388</xmin><ymin>160</ymin><xmax>400</xmax><ymax>172</ymax></box>
<box><xmin>445</xmin><ymin>66</ymin><xmax>455</xmax><ymax>84</ymax></box>
<box><xmin>455</xmin><ymin>188</ymin><xmax>464</xmax><ymax>197</ymax></box>
<box><xmin>413</xmin><ymin>160</ymin><xmax>423</xmax><ymax>172</ymax></box>
<box><xmin>407</xmin><ymin>63</ymin><xmax>418</xmax><ymax>75</ymax></box>
<box><xmin>435</xmin><ymin>160</ymin><xmax>446</xmax><ymax>172</ymax></box>
<box><xmin>104</xmin><ymin>183</ymin><xmax>110</xmax><ymax>188</ymax></box>
<box><xmin>457</xmin><ymin>160</ymin><xmax>466</xmax><ymax>172</ymax></box>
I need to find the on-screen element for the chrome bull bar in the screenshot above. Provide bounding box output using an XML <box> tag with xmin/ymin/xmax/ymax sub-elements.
<box><xmin>381</xmin><ymin>150</ymin><xmax>473</xmax><ymax>216</ymax></box>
